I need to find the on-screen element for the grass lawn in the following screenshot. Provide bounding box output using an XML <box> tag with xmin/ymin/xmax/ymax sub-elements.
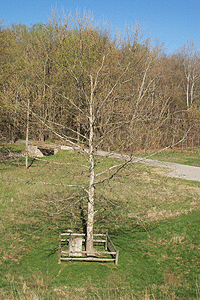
<box><xmin>0</xmin><ymin>143</ymin><xmax>200</xmax><ymax>299</ymax></box>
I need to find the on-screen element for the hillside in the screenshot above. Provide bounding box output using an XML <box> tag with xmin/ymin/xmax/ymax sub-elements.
<box><xmin>0</xmin><ymin>144</ymin><xmax>200</xmax><ymax>299</ymax></box>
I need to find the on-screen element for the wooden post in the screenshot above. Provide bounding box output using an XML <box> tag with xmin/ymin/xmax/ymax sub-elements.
<box><xmin>58</xmin><ymin>232</ymin><xmax>61</xmax><ymax>264</ymax></box>
<box><xmin>115</xmin><ymin>249</ymin><xmax>119</xmax><ymax>265</ymax></box>
<box><xmin>192</xmin><ymin>136</ymin><xmax>194</xmax><ymax>153</ymax></box>
<box><xmin>105</xmin><ymin>231</ymin><xmax>108</xmax><ymax>251</ymax></box>
<box><xmin>172</xmin><ymin>135</ymin><xmax>175</xmax><ymax>150</ymax></box>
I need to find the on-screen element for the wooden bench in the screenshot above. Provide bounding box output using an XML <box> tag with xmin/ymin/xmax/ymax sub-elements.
<box><xmin>58</xmin><ymin>232</ymin><xmax>119</xmax><ymax>265</ymax></box>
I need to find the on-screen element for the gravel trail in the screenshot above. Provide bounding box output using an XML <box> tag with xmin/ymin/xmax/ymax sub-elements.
<box><xmin>96</xmin><ymin>150</ymin><xmax>200</xmax><ymax>182</ymax></box>
<box><xmin>139</xmin><ymin>158</ymin><xmax>200</xmax><ymax>182</ymax></box>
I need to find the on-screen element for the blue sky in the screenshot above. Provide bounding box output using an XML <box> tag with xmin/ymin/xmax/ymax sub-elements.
<box><xmin>1</xmin><ymin>0</ymin><xmax>199</xmax><ymax>54</ymax></box>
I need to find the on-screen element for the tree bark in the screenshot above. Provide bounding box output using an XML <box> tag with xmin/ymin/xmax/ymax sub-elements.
<box><xmin>86</xmin><ymin>78</ymin><xmax>95</xmax><ymax>254</ymax></box>
<box><xmin>25</xmin><ymin>98</ymin><xmax>30</xmax><ymax>169</ymax></box>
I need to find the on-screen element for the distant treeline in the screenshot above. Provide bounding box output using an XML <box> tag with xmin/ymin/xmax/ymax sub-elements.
<box><xmin>1</xmin><ymin>13</ymin><xmax>200</xmax><ymax>151</ymax></box>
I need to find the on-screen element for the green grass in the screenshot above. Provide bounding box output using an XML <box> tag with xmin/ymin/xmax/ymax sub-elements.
<box><xmin>0</xmin><ymin>144</ymin><xmax>200</xmax><ymax>299</ymax></box>
<box><xmin>0</xmin><ymin>142</ymin><xmax>25</xmax><ymax>154</ymax></box>
<box><xmin>139</xmin><ymin>149</ymin><xmax>200</xmax><ymax>167</ymax></box>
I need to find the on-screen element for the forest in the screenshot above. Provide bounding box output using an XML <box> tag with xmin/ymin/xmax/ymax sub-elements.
<box><xmin>0</xmin><ymin>13</ymin><xmax>200</xmax><ymax>152</ymax></box>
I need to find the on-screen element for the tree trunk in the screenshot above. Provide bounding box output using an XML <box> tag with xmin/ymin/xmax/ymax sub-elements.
<box><xmin>186</xmin><ymin>79</ymin><xmax>190</xmax><ymax>108</ymax></box>
<box><xmin>25</xmin><ymin>99</ymin><xmax>30</xmax><ymax>169</ymax></box>
<box><xmin>86</xmin><ymin>80</ymin><xmax>95</xmax><ymax>255</ymax></box>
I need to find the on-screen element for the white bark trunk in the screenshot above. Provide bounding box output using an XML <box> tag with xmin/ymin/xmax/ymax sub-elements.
<box><xmin>190</xmin><ymin>80</ymin><xmax>195</xmax><ymax>105</ymax></box>
<box><xmin>25</xmin><ymin>99</ymin><xmax>30</xmax><ymax>169</ymax></box>
<box><xmin>86</xmin><ymin>77</ymin><xmax>95</xmax><ymax>254</ymax></box>
<box><xmin>186</xmin><ymin>79</ymin><xmax>190</xmax><ymax>108</ymax></box>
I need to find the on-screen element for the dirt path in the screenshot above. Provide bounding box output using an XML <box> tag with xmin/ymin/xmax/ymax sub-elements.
<box><xmin>96</xmin><ymin>150</ymin><xmax>200</xmax><ymax>182</ymax></box>
<box><xmin>139</xmin><ymin>158</ymin><xmax>200</xmax><ymax>182</ymax></box>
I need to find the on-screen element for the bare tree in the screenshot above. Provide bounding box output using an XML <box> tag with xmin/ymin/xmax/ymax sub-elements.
<box><xmin>35</xmin><ymin>12</ymin><xmax>173</xmax><ymax>254</ymax></box>
<box><xmin>179</xmin><ymin>40</ymin><xmax>200</xmax><ymax>108</ymax></box>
